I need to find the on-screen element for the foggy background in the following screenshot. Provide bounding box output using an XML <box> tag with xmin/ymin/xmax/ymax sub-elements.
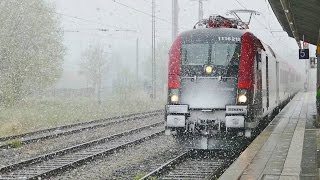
<box><xmin>51</xmin><ymin>0</ymin><xmax>317</xmax><ymax>93</ymax></box>
<box><xmin>1</xmin><ymin>0</ymin><xmax>316</xmax><ymax>136</ymax></box>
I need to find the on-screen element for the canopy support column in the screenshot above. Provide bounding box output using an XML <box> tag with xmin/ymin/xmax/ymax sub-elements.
<box><xmin>316</xmin><ymin>29</ymin><xmax>320</xmax><ymax>126</ymax></box>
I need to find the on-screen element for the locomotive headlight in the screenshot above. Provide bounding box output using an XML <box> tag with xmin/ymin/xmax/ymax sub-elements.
<box><xmin>237</xmin><ymin>89</ymin><xmax>248</xmax><ymax>103</ymax></box>
<box><xmin>205</xmin><ymin>66</ymin><xmax>213</xmax><ymax>74</ymax></box>
<box><xmin>238</xmin><ymin>94</ymin><xmax>247</xmax><ymax>103</ymax></box>
<box><xmin>169</xmin><ymin>89</ymin><xmax>179</xmax><ymax>104</ymax></box>
<box><xmin>171</xmin><ymin>95</ymin><xmax>179</xmax><ymax>103</ymax></box>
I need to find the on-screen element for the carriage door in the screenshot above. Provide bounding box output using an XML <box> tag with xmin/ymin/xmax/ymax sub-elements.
<box><xmin>276</xmin><ymin>61</ymin><xmax>280</xmax><ymax>104</ymax></box>
<box><xmin>266</xmin><ymin>55</ymin><xmax>269</xmax><ymax>109</ymax></box>
<box><xmin>254</xmin><ymin>51</ymin><xmax>263</xmax><ymax>115</ymax></box>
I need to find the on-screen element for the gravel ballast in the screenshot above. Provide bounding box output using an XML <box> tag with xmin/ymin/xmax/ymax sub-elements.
<box><xmin>52</xmin><ymin>135</ymin><xmax>184</xmax><ymax>180</ymax></box>
<box><xmin>0</xmin><ymin>115</ymin><xmax>163</xmax><ymax>168</ymax></box>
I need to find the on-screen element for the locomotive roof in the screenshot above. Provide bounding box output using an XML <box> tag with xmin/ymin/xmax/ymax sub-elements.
<box><xmin>179</xmin><ymin>28</ymin><xmax>246</xmax><ymax>43</ymax></box>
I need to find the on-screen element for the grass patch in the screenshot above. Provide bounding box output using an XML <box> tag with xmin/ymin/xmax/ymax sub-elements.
<box><xmin>7</xmin><ymin>139</ymin><xmax>23</xmax><ymax>148</ymax></box>
<box><xmin>317</xmin><ymin>129</ymin><xmax>320</xmax><ymax>150</ymax></box>
<box><xmin>133</xmin><ymin>173</ymin><xmax>158</xmax><ymax>180</ymax></box>
<box><xmin>133</xmin><ymin>173</ymin><xmax>146</xmax><ymax>180</ymax></box>
<box><xmin>0</xmin><ymin>94</ymin><xmax>165</xmax><ymax>137</ymax></box>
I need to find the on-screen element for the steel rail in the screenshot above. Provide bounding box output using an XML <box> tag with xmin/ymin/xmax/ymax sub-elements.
<box><xmin>138</xmin><ymin>93</ymin><xmax>297</xmax><ymax>180</ymax></box>
<box><xmin>0</xmin><ymin>110</ymin><xmax>163</xmax><ymax>149</ymax></box>
<box><xmin>140</xmin><ymin>150</ymin><xmax>243</xmax><ymax>180</ymax></box>
<box><xmin>139</xmin><ymin>96</ymin><xmax>295</xmax><ymax>180</ymax></box>
<box><xmin>0</xmin><ymin>122</ymin><xmax>165</xmax><ymax>180</ymax></box>
<box><xmin>140</xmin><ymin>150</ymin><xmax>193</xmax><ymax>179</ymax></box>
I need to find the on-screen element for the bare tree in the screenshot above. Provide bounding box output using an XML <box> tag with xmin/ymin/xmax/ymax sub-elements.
<box><xmin>112</xmin><ymin>67</ymin><xmax>136</xmax><ymax>100</ymax></box>
<box><xmin>0</xmin><ymin>0</ymin><xmax>65</xmax><ymax>106</ymax></box>
<box><xmin>80</xmin><ymin>43</ymin><xmax>109</xmax><ymax>104</ymax></box>
<box><xmin>143</xmin><ymin>41</ymin><xmax>170</xmax><ymax>97</ymax></box>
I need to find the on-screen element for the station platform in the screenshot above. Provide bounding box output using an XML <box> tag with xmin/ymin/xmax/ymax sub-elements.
<box><xmin>220</xmin><ymin>92</ymin><xmax>320</xmax><ymax>180</ymax></box>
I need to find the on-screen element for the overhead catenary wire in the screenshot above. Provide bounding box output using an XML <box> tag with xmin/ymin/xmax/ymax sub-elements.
<box><xmin>13</xmin><ymin>0</ymin><xmax>161</xmax><ymax>41</ymax></box>
<box><xmin>112</xmin><ymin>0</ymin><xmax>172</xmax><ymax>24</ymax></box>
<box><xmin>10</xmin><ymin>0</ymin><xmax>160</xmax><ymax>58</ymax></box>
<box><xmin>44</xmin><ymin>11</ymin><xmax>132</xmax><ymax>31</ymax></box>
<box><xmin>97</xmin><ymin>5</ymin><xmax>175</xmax><ymax>35</ymax></box>
<box><xmin>12</xmin><ymin>0</ymin><xmax>185</xmax><ymax>46</ymax></box>
<box><xmin>233</xmin><ymin>0</ymin><xmax>274</xmax><ymax>33</ymax></box>
<box><xmin>233</xmin><ymin>0</ymin><xmax>290</xmax><ymax>42</ymax></box>
<box><xmin>264</xmin><ymin>0</ymin><xmax>288</xmax><ymax>37</ymax></box>
<box><xmin>19</xmin><ymin>0</ymin><xmax>190</xmax><ymax>38</ymax></box>
<box><xmin>61</xmin><ymin>7</ymin><xmax>155</xmax><ymax>38</ymax></box>
<box><xmin>10</xmin><ymin>0</ymin><xmax>133</xmax><ymax>32</ymax></box>
<box><xmin>112</xmin><ymin>0</ymin><xmax>190</xmax><ymax>31</ymax></box>
<box><xmin>141</xmin><ymin>0</ymin><xmax>152</xmax><ymax>7</ymax></box>
<box><xmin>60</xmin><ymin>15</ymin><xmax>161</xmax><ymax>47</ymax></box>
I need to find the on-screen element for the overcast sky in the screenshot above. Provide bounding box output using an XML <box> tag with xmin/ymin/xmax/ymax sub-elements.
<box><xmin>50</xmin><ymin>0</ymin><xmax>314</xmax><ymax>88</ymax></box>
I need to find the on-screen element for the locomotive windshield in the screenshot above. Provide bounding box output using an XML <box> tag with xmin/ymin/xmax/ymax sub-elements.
<box><xmin>181</xmin><ymin>43</ymin><xmax>210</xmax><ymax>65</ymax></box>
<box><xmin>181</xmin><ymin>42</ymin><xmax>241</xmax><ymax>77</ymax></box>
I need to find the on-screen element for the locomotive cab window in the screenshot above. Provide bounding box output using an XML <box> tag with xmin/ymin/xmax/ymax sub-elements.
<box><xmin>181</xmin><ymin>41</ymin><xmax>241</xmax><ymax>77</ymax></box>
<box><xmin>211</xmin><ymin>43</ymin><xmax>238</xmax><ymax>66</ymax></box>
<box><xmin>181</xmin><ymin>43</ymin><xmax>210</xmax><ymax>65</ymax></box>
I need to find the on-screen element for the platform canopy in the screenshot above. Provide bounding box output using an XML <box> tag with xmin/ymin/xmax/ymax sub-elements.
<box><xmin>268</xmin><ymin>0</ymin><xmax>320</xmax><ymax>46</ymax></box>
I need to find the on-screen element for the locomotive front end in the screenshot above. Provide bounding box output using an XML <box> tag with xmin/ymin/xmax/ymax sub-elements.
<box><xmin>165</xmin><ymin>28</ymin><xmax>256</xmax><ymax>142</ymax></box>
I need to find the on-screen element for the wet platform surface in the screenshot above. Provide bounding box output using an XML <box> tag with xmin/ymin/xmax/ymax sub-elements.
<box><xmin>220</xmin><ymin>92</ymin><xmax>320</xmax><ymax>180</ymax></box>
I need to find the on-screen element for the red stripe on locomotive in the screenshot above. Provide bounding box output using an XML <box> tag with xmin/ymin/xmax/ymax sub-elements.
<box><xmin>168</xmin><ymin>35</ymin><xmax>182</xmax><ymax>89</ymax></box>
<box><xmin>238</xmin><ymin>32</ymin><xmax>257</xmax><ymax>90</ymax></box>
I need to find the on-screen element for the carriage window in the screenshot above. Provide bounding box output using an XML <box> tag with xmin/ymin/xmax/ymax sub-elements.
<box><xmin>181</xmin><ymin>43</ymin><xmax>210</xmax><ymax>65</ymax></box>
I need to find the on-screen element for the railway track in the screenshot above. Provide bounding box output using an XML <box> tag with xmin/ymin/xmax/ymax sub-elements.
<box><xmin>140</xmin><ymin>150</ymin><xmax>236</xmax><ymax>180</ymax></box>
<box><xmin>0</xmin><ymin>122</ymin><xmax>165</xmax><ymax>180</ymax></box>
<box><xmin>138</xmin><ymin>97</ymin><xmax>296</xmax><ymax>180</ymax></box>
<box><xmin>0</xmin><ymin>110</ymin><xmax>163</xmax><ymax>149</ymax></box>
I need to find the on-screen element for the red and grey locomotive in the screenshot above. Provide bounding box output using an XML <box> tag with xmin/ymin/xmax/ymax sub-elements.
<box><xmin>165</xmin><ymin>15</ymin><xmax>302</xmax><ymax>149</ymax></box>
